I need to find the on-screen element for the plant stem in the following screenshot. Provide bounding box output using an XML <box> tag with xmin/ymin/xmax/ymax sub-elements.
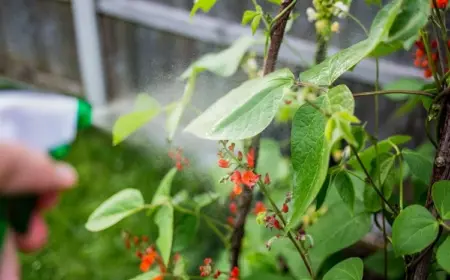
<box><xmin>353</xmin><ymin>90</ymin><xmax>434</xmax><ymax>98</ymax></box>
<box><xmin>350</xmin><ymin>145</ymin><xmax>398</xmax><ymax>215</ymax></box>
<box><xmin>230</xmin><ymin>0</ymin><xmax>297</xmax><ymax>270</ymax></box>
<box><xmin>398</xmin><ymin>155</ymin><xmax>404</xmax><ymax>210</ymax></box>
<box><xmin>421</xmin><ymin>29</ymin><xmax>442</xmax><ymax>91</ymax></box>
<box><xmin>315</xmin><ymin>34</ymin><xmax>328</xmax><ymax>65</ymax></box>
<box><xmin>343</xmin><ymin>11</ymin><xmax>368</xmax><ymax>36</ymax></box>
<box><xmin>440</xmin><ymin>221</ymin><xmax>450</xmax><ymax>231</ymax></box>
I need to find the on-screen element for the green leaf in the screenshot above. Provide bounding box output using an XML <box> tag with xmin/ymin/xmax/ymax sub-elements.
<box><xmin>151</xmin><ymin>168</ymin><xmax>178</xmax><ymax>205</ymax></box>
<box><xmin>316</xmin><ymin>175</ymin><xmax>332</xmax><ymax>210</ymax></box>
<box><xmin>392</xmin><ymin>205</ymin><xmax>439</xmax><ymax>256</ymax></box>
<box><xmin>332</xmin><ymin>171</ymin><xmax>355</xmax><ymax>213</ymax></box>
<box><xmin>86</xmin><ymin>189</ymin><xmax>145</xmax><ymax>232</ymax></box>
<box><xmin>300</xmin><ymin>0</ymin><xmax>403</xmax><ymax>85</ymax></box>
<box><xmin>364</xmin><ymin>250</ymin><xmax>404</xmax><ymax>279</ymax></box>
<box><xmin>251</xmin><ymin>15</ymin><xmax>262</xmax><ymax>35</ymax></box>
<box><xmin>185</xmin><ymin>68</ymin><xmax>295</xmax><ymax>140</ymax></box>
<box><xmin>113</xmin><ymin>94</ymin><xmax>161</xmax><ymax>145</ymax></box>
<box><xmin>181</xmin><ymin>36</ymin><xmax>254</xmax><ymax>79</ymax></box>
<box><xmin>352</xmin><ymin>126</ymin><xmax>367</xmax><ymax>152</ymax></box>
<box><xmin>307</xmin><ymin>202</ymin><xmax>372</xmax><ymax>258</ymax></box>
<box><xmin>173</xmin><ymin>255</ymin><xmax>188</xmax><ymax>279</ymax></box>
<box><xmin>383</xmin><ymin>78</ymin><xmax>426</xmax><ymax>101</ymax></box>
<box><xmin>129</xmin><ymin>270</ymin><xmax>160</xmax><ymax>280</ymax></box>
<box><xmin>323</xmin><ymin>258</ymin><xmax>363</xmax><ymax>280</ymax></box>
<box><xmin>193</xmin><ymin>192</ymin><xmax>220</xmax><ymax>209</ymax></box>
<box><xmin>347</xmin><ymin>135</ymin><xmax>411</xmax><ymax>169</ymax></box>
<box><xmin>387</xmin><ymin>0</ymin><xmax>430</xmax><ymax>43</ymax></box>
<box><xmin>364</xmin><ymin>154</ymin><xmax>396</xmax><ymax>212</ymax></box>
<box><xmin>242</xmin><ymin>10</ymin><xmax>258</xmax><ymax>25</ymax></box>
<box><xmin>190</xmin><ymin>0</ymin><xmax>217</xmax><ymax>17</ymax></box>
<box><xmin>437</xmin><ymin>236</ymin><xmax>450</xmax><ymax>273</ymax></box>
<box><xmin>166</xmin><ymin>72</ymin><xmax>198</xmax><ymax>141</ymax></box>
<box><xmin>244</xmin><ymin>273</ymin><xmax>293</xmax><ymax>280</ymax></box>
<box><xmin>402</xmin><ymin>148</ymin><xmax>433</xmax><ymax>184</ymax></box>
<box><xmin>432</xmin><ymin>180</ymin><xmax>450</xmax><ymax>220</ymax></box>
<box><xmin>290</xmin><ymin>95</ymin><xmax>330</xmax><ymax>228</ymax></box>
<box><xmin>173</xmin><ymin>215</ymin><xmax>198</xmax><ymax>251</ymax></box>
<box><xmin>256</xmin><ymin>138</ymin><xmax>286</xmax><ymax>183</ymax></box>
<box><xmin>328</xmin><ymin>85</ymin><xmax>355</xmax><ymax>114</ymax></box>
<box><xmin>155</xmin><ymin>205</ymin><xmax>174</xmax><ymax>266</ymax></box>
<box><xmin>266</xmin><ymin>0</ymin><xmax>281</xmax><ymax>4</ymax></box>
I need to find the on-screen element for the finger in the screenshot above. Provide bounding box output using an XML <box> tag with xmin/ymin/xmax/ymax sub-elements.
<box><xmin>37</xmin><ymin>191</ymin><xmax>60</xmax><ymax>211</ymax></box>
<box><xmin>0</xmin><ymin>230</ymin><xmax>20</xmax><ymax>280</ymax></box>
<box><xmin>0</xmin><ymin>144</ymin><xmax>77</xmax><ymax>194</ymax></box>
<box><xmin>15</xmin><ymin>213</ymin><xmax>48</xmax><ymax>253</ymax></box>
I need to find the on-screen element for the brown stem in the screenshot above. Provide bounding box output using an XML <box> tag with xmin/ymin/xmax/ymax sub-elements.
<box><xmin>409</xmin><ymin>98</ymin><xmax>450</xmax><ymax>279</ymax></box>
<box><xmin>230</xmin><ymin>0</ymin><xmax>296</xmax><ymax>269</ymax></box>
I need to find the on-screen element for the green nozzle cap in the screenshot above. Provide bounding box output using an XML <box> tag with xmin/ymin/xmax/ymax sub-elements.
<box><xmin>77</xmin><ymin>99</ymin><xmax>92</xmax><ymax>130</ymax></box>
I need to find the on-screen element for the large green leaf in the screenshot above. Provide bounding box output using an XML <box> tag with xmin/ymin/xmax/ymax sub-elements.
<box><xmin>113</xmin><ymin>94</ymin><xmax>161</xmax><ymax>145</ymax></box>
<box><xmin>190</xmin><ymin>0</ymin><xmax>217</xmax><ymax>17</ymax></box>
<box><xmin>364</xmin><ymin>250</ymin><xmax>404</xmax><ymax>279</ymax></box>
<box><xmin>432</xmin><ymin>180</ymin><xmax>450</xmax><ymax>220</ymax></box>
<box><xmin>155</xmin><ymin>204</ymin><xmax>174</xmax><ymax>266</ymax></box>
<box><xmin>290</xmin><ymin>96</ymin><xmax>330</xmax><ymax>228</ymax></box>
<box><xmin>181</xmin><ymin>36</ymin><xmax>254</xmax><ymax>79</ymax></box>
<box><xmin>402</xmin><ymin>149</ymin><xmax>433</xmax><ymax>184</ymax></box>
<box><xmin>151</xmin><ymin>168</ymin><xmax>178</xmax><ymax>205</ymax></box>
<box><xmin>300</xmin><ymin>0</ymin><xmax>403</xmax><ymax>85</ymax></box>
<box><xmin>333</xmin><ymin>171</ymin><xmax>355</xmax><ymax>213</ymax></box>
<box><xmin>437</xmin><ymin>236</ymin><xmax>450</xmax><ymax>273</ymax></box>
<box><xmin>392</xmin><ymin>205</ymin><xmax>439</xmax><ymax>256</ymax></box>
<box><xmin>185</xmin><ymin>69</ymin><xmax>295</xmax><ymax>140</ymax></box>
<box><xmin>322</xmin><ymin>258</ymin><xmax>363</xmax><ymax>280</ymax></box>
<box><xmin>383</xmin><ymin>78</ymin><xmax>426</xmax><ymax>101</ymax></box>
<box><xmin>347</xmin><ymin>135</ymin><xmax>411</xmax><ymax>169</ymax></box>
<box><xmin>86</xmin><ymin>189</ymin><xmax>145</xmax><ymax>232</ymax></box>
<box><xmin>307</xmin><ymin>202</ymin><xmax>372</xmax><ymax>258</ymax></box>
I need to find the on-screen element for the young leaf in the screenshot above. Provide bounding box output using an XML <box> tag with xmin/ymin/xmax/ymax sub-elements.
<box><xmin>432</xmin><ymin>180</ymin><xmax>450</xmax><ymax>220</ymax></box>
<box><xmin>402</xmin><ymin>148</ymin><xmax>433</xmax><ymax>184</ymax></box>
<box><xmin>251</xmin><ymin>15</ymin><xmax>262</xmax><ymax>35</ymax></box>
<box><xmin>166</xmin><ymin>71</ymin><xmax>198</xmax><ymax>141</ymax></box>
<box><xmin>151</xmin><ymin>168</ymin><xmax>178</xmax><ymax>205</ymax></box>
<box><xmin>242</xmin><ymin>10</ymin><xmax>258</xmax><ymax>25</ymax></box>
<box><xmin>332</xmin><ymin>171</ymin><xmax>355</xmax><ymax>213</ymax></box>
<box><xmin>155</xmin><ymin>204</ymin><xmax>174</xmax><ymax>266</ymax></box>
<box><xmin>173</xmin><ymin>254</ymin><xmax>189</xmax><ymax>279</ymax></box>
<box><xmin>190</xmin><ymin>0</ymin><xmax>217</xmax><ymax>17</ymax></box>
<box><xmin>193</xmin><ymin>192</ymin><xmax>220</xmax><ymax>209</ymax></box>
<box><xmin>86</xmin><ymin>189</ymin><xmax>145</xmax><ymax>232</ymax></box>
<box><xmin>113</xmin><ymin>94</ymin><xmax>161</xmax><ymax>145</ymax></box>
<box><xmin>322</xmin><ymin>258</ymin><xmax>363</xmax><ymax>280</ymax></box>
<box><xmin>437</xmin><ymin>236</ymin><xmax>450</xmax><ymax>273</ymax></box>
<box><xmin>181</xmin><ymin>36</ymin><xmax>254</xmax><ymax>79</ymax></box>
<box><xmin>185</xmin><ymin>69</ymin><xmax>295</xmax><ymax>140</ymax></box>
<box><xmin>347</xmin><ymin>135</ymin><xmax>411</xmax><ymax>169</ymax></box>
<box><xmin>290</xmin><ymin>95</ymin><xmax>330</xmax><ymax>228</ymax></box>
<box><xmin>300</xmin><ymin>0</ymin><xmax>403</xmax><ymax>85</ymax></box>
<box><xmin>392</xmin><ymin>205</ymin><xmax>439</xmax><ymax>256</ymax></box>
<box><xmin>383</xmin><ymin>78</ymin><xmax>426</xmax><ymax>101</ymax></box>
<box><xmin>328</xmin><ymin>85</ymin><xmax>355</xmax><ymax>114</ymax></box>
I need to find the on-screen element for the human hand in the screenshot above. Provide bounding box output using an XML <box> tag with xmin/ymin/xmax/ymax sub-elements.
<box><xmin>0</xmin><ymin>143</ymin><xmax>77</xmax><ymax>280</ymax></box>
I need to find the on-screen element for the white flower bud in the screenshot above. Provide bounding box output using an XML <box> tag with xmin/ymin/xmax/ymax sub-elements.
<box><xmin>306</xmin><ymin>7</ymin><xmax>317</xmax><ymax>22</ymax></box>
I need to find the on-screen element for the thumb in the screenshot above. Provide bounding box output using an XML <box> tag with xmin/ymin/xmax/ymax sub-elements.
<box><xmin>0</xmin><ymin>230</ymin><xmax>20</xmax><ymax>280</ymax></box>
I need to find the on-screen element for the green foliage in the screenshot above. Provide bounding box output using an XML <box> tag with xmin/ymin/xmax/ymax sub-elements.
<box><xmin>364</xmin><ymin>250</ymin><xmax>405</xmax><ymax>279</ymax></box>
<box><xmin>151</xmin><ymin>168</ymin><xmax>178</xmax><ymax>205</ymax></box>
<box><xmin>113</xmin><ymin>94</ymin><xmax>161</xmax><ymax>145</ymax></box>
<box><xmin>193</xmin><ymin>192</ymin><xmax>220</xmax><ymax>209</ymax></box>
<box><xmin>392</xmin><ymin>205</ymin><xmax>439</xmax><ymax>256</ymax></box>
<box><xmin>190</xmin><ymin>0</ymin><xmax>217</xmax><ymax>17</ymax></box>
<box><xmin>402</xmin><ymin>148</ymin><xmax>433</xmax><ymax>184</ymax></box>
<box><xmin>300</xmin><ymin>0</ymin><xmax>404</xmax><ymax>85</ymax></box>
<box><xmin>332</xmin><ymin>171</ymin><xmax>355</xmax><ymax>213</ymax></box>
<box><xmin>432</xmin><ymin>180</ymin><xmax>450</xmax><ymax>220</ymax></box>
<box><xmin>437</xmin><ymin>236</ymin><xmax>450</xmax><ymax>273</ymax></box>
<box><xmin>322</xmin><ymin>258</ymin><xmax>363</xmax><ymax>280</ymax></box>
<box><xmin>256</xmin><ymin>138</ymin><xmax>289</xmax><ymax>184</ymax></box>
<box><xmin>185</xmin><ymin>69</ymin><xmax>295</xmax><ymax>140</ymax></box>
<box><xmin>364</xmin><ymin>154</ymin><xmax>396</xmax><ymax>212</ymax></box>
<box><xmin>155</xmin><ymin>205</ymin><xmax>174</xmax><ymax>266</ymax></box>
<box><xmin>85</xmin><ymin>189</ymin><xmax>145</xmax><ymax>232</ymax></box>
<box><xmin>383</xmin><ymin>78</ymin><xmax>427</xmax><ymax>101</ymax></box>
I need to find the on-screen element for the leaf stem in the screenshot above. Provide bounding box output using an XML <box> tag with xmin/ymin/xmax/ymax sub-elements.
<box><xmin>271</xmin><ymin>0</ymin><xmax>296</xmax><ymax>27</ymax></box>
<box><xmin>398</xmin><ymin>155</ymin><xmax>404</xmax><ymax>210</ymax></box>
<box><xmin>349</xmin><ymin>145</ymin><xmax>398</xmax><ymax>215</ymax></box>
<box><xmin>172</xmin><ymin>205</ymin><xmax>231</xmax><ymax>230</ymax></box>
<box><xmin>440</xmin><ymin>221</ymin><xmax>450</xmax><ymax>231</ymax></box>
<box><xmin>352</xmin><ymin>90</ymin><xmax>434</xmax><ymax>98</ymax></box>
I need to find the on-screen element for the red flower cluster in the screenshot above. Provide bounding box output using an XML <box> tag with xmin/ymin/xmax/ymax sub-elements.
<box><xmin>433</xmin><ymin>0</ymin><xmax>448</xmax><ymax>8</ymax></box>
<box><xmin>139</xmin><ymin>246</ymin><xmax>167</xmax><ymax>276</ymax></box>
<box><xmin>199</xmin><ymin>258</ymin><xmax>222</xmax><ymax>279</ymax></box>
<box><xmin>228</xmin><ymin>201</ymin><xmax>237</xmax><ymax>226</ymax></box>
<box><xmin>253</xmin><ymin>201</ymin><xmax>267</xmax><ymax>215</ymax></box>
<box><xmin>264</xmin><ymin>214</ymin><xmax>282</xmax><ymax>230</ymax></box>
<box><xmin>413</xmin><ymin>39</ymin><xmax>439</xmax><ymax>78</ymax></box>
<box><xmin>168</xmin><ymin>147</ymin><xmax>190</xmax><ymax>170</ymax></box>
<box><xmin>229</xmin><ymin>266</ymin><xmax>240</xmax><ymax>280</ymax></box>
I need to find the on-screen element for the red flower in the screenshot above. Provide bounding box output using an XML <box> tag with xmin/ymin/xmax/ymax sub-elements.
<box><xmin>140</xmin><ymin>249</ymin><xmax>158</xmax><ymax>272</ymax></box>
<box><xmin>421</xmin><ymin>59</ymin><xmax>429</xmax><ymax>68</ymax></box>
<box><xmin>416</xmin><ymin>48</ymin><xmax>425</xmax><ymax>58</ymax></box>
<box><xmin>230</xmin><ymin>171</ymin><xmax>242</xmax><ymax>184</ymax></box>
<box><xmin>227</xmin><ymin>216</ymin><xmax>235</xmax><ymax>226</ymax></box>
<box><xmin>203</xmin><ymin>258</ymin><xmax>212</xmax><ymax>265</ymax></box>
<box><xmin>229</xmin><ymin>202</ymin><xmax>238</xmax><ymax>214</ymax></box>
<box><xmin>200</xmin><ymin>258</ymin><xmax>213</xmax><ymax>277</ymax></box>
<box><xmin>213</xmin><ymin>269</ymin><xmax>221</xmax><ymax>279</ymax></box>
<box><xmin>282</xmin><ymin>203</ymin><xmax>289</xmax><ymax>213</ymax></box>
<box><xmin>247</xmin><ymin>148</ymin><xmax>255</xmax><ymax>168</ymax></box>
<box><xmin>218</xmin><ymin>158</ymin><xmax>230</xmax><ymax>168</ymax></box>
<box><xmin>253</xmin><ymin>201</ymin><xmax>266</xmax><ymax>215</ymax></box>
<box><xmin>153</xmin><ymin>275</ymin><xmax>164</xmax><ymax>280</ymax></box>
<box><xmin>424</xmin><ymin>68</ymin><xmax>433</xmax><ymax>78</ymax></box>
<box><xmin>435</xmin><ymin>0</ymin><xmax>448</xmax><ymax>8</ymax></box>
<box><xmin>431</xmin><ymin>40</ymin><xmax>438</xmax><ymax>48</ymax></box>
<box><xmin>228</xmin><ymin>143</ymin><xmax>235</xmax><ymax>152</ymax></box>
<box><xmin>264</xmin><ymin>173</ymin><xmax>271</xmax><ymax>185</ymax></box>
<box><xmin>237</xmin><ymin>151</ymin><xmax>243</xmax><ymax>161</ymax></box>
<box><xmin>241</xmin><ymin>170</ymin><xmax>259</xmax><ymax>188</ymax></box>
<box><xmin>233</xmin><ymin>184</ymin><xmax>243</xmax><ymax>195</ymax></box>
<box><xmin>230</xmin><ymin>267</ymin><xmax>240</xmax><ymax>278</ymax></box>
